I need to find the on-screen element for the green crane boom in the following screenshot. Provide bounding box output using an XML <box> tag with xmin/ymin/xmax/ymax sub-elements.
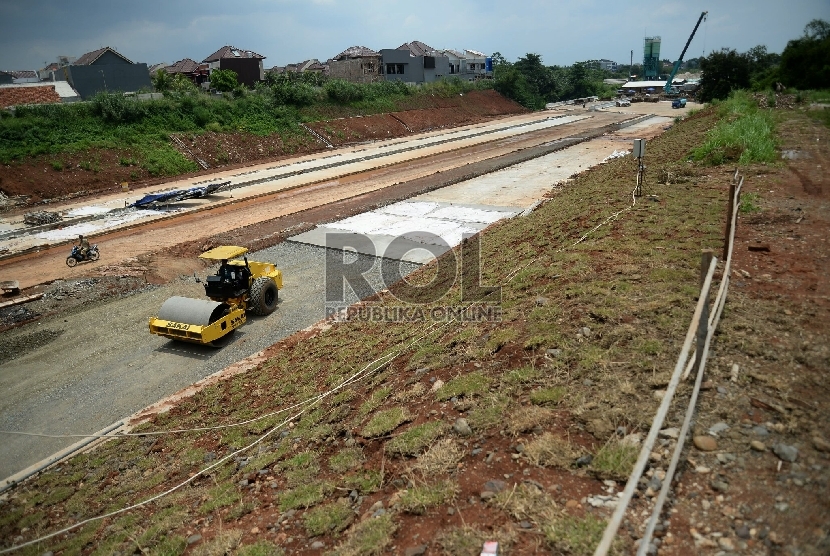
<box><xmin>664</xmin><ymin>11</ymin><xmax>708</xmax><ymax>94</ymax></box>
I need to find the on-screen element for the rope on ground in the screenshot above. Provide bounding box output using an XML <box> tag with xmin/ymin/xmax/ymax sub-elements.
<box><xmin>0</xmin><ymin>319</ymin><xmax>449</xmax><ymax>554</ymax></box>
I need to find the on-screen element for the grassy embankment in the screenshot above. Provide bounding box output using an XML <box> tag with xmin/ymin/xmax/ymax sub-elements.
<box><xmin>0</xmin><ymin>93</ymin><xmax>779</xmax><ymax>555</ymax></box>
<box><xmin>0</xmin><ymin>78</ymin><xmax>493</xmax><ymax>177</ymax></box>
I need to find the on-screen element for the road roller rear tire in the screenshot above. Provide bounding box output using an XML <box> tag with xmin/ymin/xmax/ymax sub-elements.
<box><xmin>250</xmin><ymin>277</ymin><xmax>278</xmax><ymax>316</ymax></box>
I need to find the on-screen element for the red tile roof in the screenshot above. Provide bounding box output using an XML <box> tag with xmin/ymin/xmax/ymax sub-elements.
<box><xmin>74</xmin><ymin>47</ymin><xmax>134</xmax><ymax>65</ymax></box>
<box><xmin>0</xmin><ymin>86</ymin><xmax>61</xmax><ymax>109</ymax></box>
<box><xmin>397</xmin><ymin>41</ymin><xmax>438</xmax><ymax>57</ymax></box>
<box><xmin>166</xmin><ymin>58</ymin><xmax>200</xmax><ymax>73</ymax></box>
<box><xmin>202</xmin><ymin>46</ymin><xmax>265</xmax><ymax>62</ymax></box>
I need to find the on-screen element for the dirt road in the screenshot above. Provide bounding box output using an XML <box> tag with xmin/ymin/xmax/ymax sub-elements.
<box><xmin>0</xmin><ymin>111</ymin><xmax>640</xmax><ymax>290</ymax></box>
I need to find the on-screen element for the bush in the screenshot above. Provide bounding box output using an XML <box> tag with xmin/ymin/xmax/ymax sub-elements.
<box><xmin>324</xmin><ymin>79</ymin><xmax>366</xmax><ymax>103</ymax></box>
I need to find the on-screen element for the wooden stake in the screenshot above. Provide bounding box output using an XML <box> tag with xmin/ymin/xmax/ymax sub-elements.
<box><xmin>723</xmin><ymin>181</ymin><xmax>736</xmax><ymax>260</ymax></box>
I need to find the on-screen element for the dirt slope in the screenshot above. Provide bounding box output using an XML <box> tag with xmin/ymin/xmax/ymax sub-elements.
<box><xmin>0</xmin><ymin>90</ymin><xmax>525</xmax><ymax>208</ymax></box>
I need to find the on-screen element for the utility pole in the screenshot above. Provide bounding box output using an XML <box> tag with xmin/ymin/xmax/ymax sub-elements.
<box><xmin>629</xmin><ymin>50</ymin><xmax>633</xmax><ymax>81</ymax></box>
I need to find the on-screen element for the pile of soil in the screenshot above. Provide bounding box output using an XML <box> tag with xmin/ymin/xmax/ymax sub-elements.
<box><xmin>0</xmin><ymin>90</ymin><xmax>525</xmax><ymax>210</ymax></box>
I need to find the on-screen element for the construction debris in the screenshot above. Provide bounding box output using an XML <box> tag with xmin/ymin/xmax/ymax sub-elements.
<box><xmin>23</xmin><ymin>211</ymin><xmax>62</xmax><ymax>226</ymax></box>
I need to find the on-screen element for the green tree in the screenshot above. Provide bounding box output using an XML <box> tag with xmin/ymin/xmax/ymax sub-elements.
<box><xmin>210</xmin><ymin>69</ymin><xmax>239</xmax><ymax>93</ymax></box>
<box><xmin>779</xmin><ymin>19</ymin><xmax>830</xmax><ymax>90</ymax></box>
<box><xmin>151</xmin><ymin>69</ymin><xmax>173</xmax><ymax>92</ymax></box>
<box><xmin>699</xmin><ymin>49</ymin><xmax>751</xmax><ymax>102</ymax></box>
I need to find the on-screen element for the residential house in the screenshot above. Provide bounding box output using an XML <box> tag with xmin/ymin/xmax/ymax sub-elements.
<box><xmin>7</xmin><ymin>71</ymin><xmax>40</xmax><ymax>84</ymax></box>
<box><xmin>163</xmin><ymin>58</ymin><xmax>209</xmax><ymax>86</ymax></box>
<box><xmin>440</xmin><ymin>49</ymin><xmax>490</xmax><ymax>80</ymax></box>
<box><xmin>380</xmin><ymin>41</ymin><xmax>449</xmax><ymax>84</ymax></box>
<box><xmin>202</xmin><ymin>46</ymin><xmax>265</xmax><ymax>88</ymax></box>
<box><xmin>37</xmin><ymin>56</ymin><xmax>75</xmax><ymax>82</ymax></box>
<box><xmin>59</xmin><ymin>47</ymin><xmax>152</xmax><ymax>100</ymax></box>
<box><xmin>328</xmin><ymin>46</ymin><xmax>381</xmax><ymax>83</ymax></box>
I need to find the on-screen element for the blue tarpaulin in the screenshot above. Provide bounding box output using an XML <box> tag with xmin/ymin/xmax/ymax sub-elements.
<box><xmin>131</xmin><ymin>181</ymin><xmax>230</xmax><ymax>209</ymax></box>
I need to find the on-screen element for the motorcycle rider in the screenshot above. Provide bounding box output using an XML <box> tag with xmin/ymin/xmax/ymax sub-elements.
<box><xmin>77</xmin><ymin>234</ymin><xmax>90</xmax><ymax>259</ymax></box>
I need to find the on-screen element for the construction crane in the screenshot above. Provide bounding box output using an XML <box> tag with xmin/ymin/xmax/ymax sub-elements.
<box><xmin>664</xmin><ymin>11</ymin><xmax>708</xmax><ymax>94</ymax></box>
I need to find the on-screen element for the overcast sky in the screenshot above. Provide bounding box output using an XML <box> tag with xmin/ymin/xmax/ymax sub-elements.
<box><xmin>1</xmin><ymin>0</ymin><xmax>828</xmax><ymax>71</ymax></box>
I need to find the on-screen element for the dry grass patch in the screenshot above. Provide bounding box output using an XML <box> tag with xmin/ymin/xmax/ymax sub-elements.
<box><xmin>529</xmin><ymin>387</ymin><xmax>566</xmax><ymax>406</ymax></box>
<box><xmin>328</xmin><ymin>447</ymin><xmax>364</xmax><ymax>473</ymax></box>
<box><xmin>333</xmin><ymin>513</ymin><xmax>397</xmax><ymax>556</ymax></box>
<box><xmin>435</xmin><ymin>371</ymin><xmax>491</xmax><ymax>401</ymax></box>
<box><xmin>396</xmin><ymin>479</ymin><xmax>459</xmax><ymax>514</ymax></box>
<box><xmin>505</xmin><ymin>405</ymin><xmax>554</xmax><ymax>435</ymax></box>
<box><xmin>303</xmin><ymin>499</ymin><xmax>354</xmax><ymax>536</ymax></box>
<box><xmin>191</xmin><ymin>529</ymin><xmax>243</xmax><ymax>556</ymax></box>
<box><xmin>591</xmin><ymin>436</ymin><xmax>638</xmax><ymax>481</ymax></box>
<box><xmin>523</xmin><ymin>432</ymin><xmax>581</xmax><ymax>468</ymax></box>
<box><xmin>543</xmin><ymin>514</ymin><xmax>618</xmax><ymax>556</ymax></box>
<box><xmin>489</xmin><ymin>482</ymin><xmax>557</xmax><ymax>523</ymax></box>
<box><xmin>466</xmin><ymin>395</ymin><xmax>512</xmax><ymax>431</ymax></box>
<box><xmin>361</xmin><ymin>406</ymin><xmax>412</xmax><ymax>438</ymax></box>
<box><xmin>384</xmin><ymin>420</ymin><xmax>448</xmax><ymax>457</ymax></box>
<box><xmin>393</xmin><ymin>382</ymin><xmax>427</xmax><ymax>402</ymax></box>
<box><xmin>410</xmin><ymin>438</ymin><xmax>464</xmax><ymax>475</ymax></box>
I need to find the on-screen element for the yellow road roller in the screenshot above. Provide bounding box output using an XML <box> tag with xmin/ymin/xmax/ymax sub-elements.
<box><xmin>149</xmin><ymin>246</ymin><xmax>282</xmax><ymax>346</ymax></box>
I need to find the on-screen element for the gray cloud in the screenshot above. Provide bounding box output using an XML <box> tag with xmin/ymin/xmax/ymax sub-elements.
<box><xmin>1</xmin><ymin>0</ymin><xmax>828</xmax><ymax>70</ymax></box>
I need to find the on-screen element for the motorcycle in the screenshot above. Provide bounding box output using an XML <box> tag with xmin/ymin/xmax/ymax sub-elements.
<box><xmin>66</xmin><ymin>244</ymin><xmax>100</xmax><ymax>267</ymax></box>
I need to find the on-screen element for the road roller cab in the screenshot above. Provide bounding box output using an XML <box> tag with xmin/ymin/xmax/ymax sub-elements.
<box><xmin>149</xmin><ymin>246</ymin><xmax>282</xmax><ymax>346</ymax></box>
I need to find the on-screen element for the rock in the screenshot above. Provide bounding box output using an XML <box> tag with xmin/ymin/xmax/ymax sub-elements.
<box><xmin>471</xmin><ymin>448</ymin><xmax>483</xmax><ymax>456</ymax></box>
<box><xmin>648</xmin><ymin>476</ymin><xmax>662</xmax><ymax>490</ymax></box>
<box><xmin>709</xmin><ymin>422</ymin><xmax>730</xmax><ymax>436</ymax></box>
<box><xmin>431</xmin><ymin>379</ymin><xmax>444</xmax><ymax>392</ymax></box>
<box><xmin>752</xmin><ymin>426</ymin><xmax>769</xmax><ymax>436</ymax></box>
<box><xmin>711</xmin><ymin>480</ymin><xmax>729</xmax><ymax>493</ymax></box>
<box><xmin>581</xmin><ymin>326</ymin><xmax>592</xmax><ymax>337</ymax></box>
<box><xmin>768</xmin><ymin>531</ymin><xmax>782</xmax><ymax>545</ymax></box>
<box><xmin>694</xmin><ymin>435</ymin><xmax>718</xmax><ymax>452</ymax></box>
<box><xmin>311</xmin><ymin>541</ymin><xmax>325</xmax><ymax>549</ymax></box>
<box><xmin>660</xmin><ymin>427</ymin><xmax>680</xmax><ymax>439</ymax></box>
<box><xmin>519</xmin><ymin>520</ymin><xmax>533</xmax><ymax>529</ymax></box>
<box><xmin>546</xmin><ymin>348</ymin><xmax>562</xmax><ymax>358</ymax></box>
<box><xmin>369</xmin><ymin>500</ymin><xmax>384</xmax><ymax>512</ymax></box>
<box><xmin>484</xmin><ymin>479</ymin><xmax>507</xmax><ymax>493</ymax></box>
<box><xmin>575</xmin><ymin>455</ymin><xmax>593</xmax><ymax>468</ymax></box>
<box><xmin>404</xmin><ymin>546</ymin><xmax>427</xmax><ymax>556</ymax></box>
<box><xmin>718</xmin><ymin>537</ymin><xmax>735</xmax><ymax>551</ymax></box>
<box><xmin>583</xmin><ymin>379</ymin><xmax>594</xmax><ymax>386</ymax></box>
<box><xmin>187</xmin><ymin>534</ymin><xmax>202</xmax><ymax>544</ymax></box>
<box><xmin>480</xmin><ymin>490</ymin><xmax>497</xmax><ymax>501</ymax></box>
<box><xmin>350</xmin><ymin>489</ymin><xmax>359</xmax><ymax>503</ymax></box>
<box><xmin>372</xmin><ymin>508</ymin><xmax>386</xmax><ymax>517</ymax></box>
<box><xmin>812</xmin><ymin>436</ymin><xmax>830</xmax><ymax>453</ymax></box>
<box><xmin>535</xmin><ymin>297</ymin><xmax>549</xmax><ymax>307</ymax></box>
<box><xmin>735</xmin><ymin>524</ymin><xmax>750</xmax><ymax>539</ymax></box>
<box><xmin>750</xmin><ymin>440</ymin><xmax>767</xmax><ymax>452</ymax></box>
<box><xmin>717</xmin><ymin>386</ymin><xmax>728</xmax><ymax>394</ymax></box>
<box><xmin>203</xmin><ymin>452</ymin><xmax>216</xmax><ymax>462</ymax></box>
<box><xmin>250</xmin><ymin>527</ymin><xmax>260</xmax><ymax>534</ymax></box>
<box><xmin>774</xmin><ymin>502</ymin><xmax>789</xmax><ymax>512</ymax></box>
<box><xmin>238</xmin><ymin>479</ymin><xmax>250</xmax><ymax>487</ymax></box>
<box><xmin>453</xmin><ymin>418</ymin><xmax>473</xmax><ymax>436</ymax></box>
<box><xmin>565</xmin><ymin>499</ymin><xmax>581</xmax><ymax>509</ymax></box>
<box><xmin>773</xmin><ymin>443</ymin><xmax>798</xmax><ymax>462</ymax></box>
